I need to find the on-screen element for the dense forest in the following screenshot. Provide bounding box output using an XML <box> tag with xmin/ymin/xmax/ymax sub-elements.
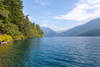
<box><xmin>0</xmin><ymin>0</ymin><xmax>44</xmax><ymax>42</ymax></box>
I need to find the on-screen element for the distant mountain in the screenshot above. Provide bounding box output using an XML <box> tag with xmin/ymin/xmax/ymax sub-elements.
<box><xmin>59</xmin><ymin>18</ymin><xmax>100</xmax><ymax>36</ymax></box>
<box><xmin>41</xmin><ymin>27</ymin><xmax>57</xmax><ymax>37</ymax></box>
<box><xmin>79</xmin><ymin>29</ymin><xmax>100</xmax><ymax>36</ymax></box>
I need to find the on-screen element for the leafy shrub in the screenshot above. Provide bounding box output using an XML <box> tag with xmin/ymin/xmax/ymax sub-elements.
<box><xmin>0</xmin><ymin>34</ymin><xmax>13</xmax><ymax>42</ymax></box>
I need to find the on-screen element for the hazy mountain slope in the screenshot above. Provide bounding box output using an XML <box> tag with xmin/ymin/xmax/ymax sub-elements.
<box><xmin>41</xmin><ymin>27</ymin><xmax>57</xmax><ymax>37</ymax></box>
<box><xmin>78</xmin><ymin>29</ymin><xmax>100</xmax><ymax>36</ymax></box>
<box><xmin>59</xmin><ymin>18</ymin><xmax>100</xmax><ymax>36</ymax></box>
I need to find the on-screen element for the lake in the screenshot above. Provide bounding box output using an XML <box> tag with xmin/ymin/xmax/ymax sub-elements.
<box><xmin>0</xmin><ymin>37</ymin><xmax>100</xmax><ymax>67</ymax></box>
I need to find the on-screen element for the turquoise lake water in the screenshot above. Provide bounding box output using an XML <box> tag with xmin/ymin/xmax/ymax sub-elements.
<box><xmin>0</xmin><ymin>37</ymin><xmax>100</xmax><ymax>67</ymax></box>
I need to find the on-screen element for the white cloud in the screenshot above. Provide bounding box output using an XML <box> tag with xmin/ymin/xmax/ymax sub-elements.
<box><xmin>51</xmin><ymin>26</ymin><xmax>67</xmax><ymax>32</ymax></box>
<box><xmin>54</xmin><ymin>0</ymin><xmax>100</xmax><ymax>21</ymax></box>
<box><xmin>40</xmin><ymin>24</ymin><xmax>67</xmax><ymax>32</ymax></box>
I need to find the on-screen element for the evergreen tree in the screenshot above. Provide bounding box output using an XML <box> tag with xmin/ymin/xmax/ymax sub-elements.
<box><xmin>0</xmin><ymin>0</ymin><xmax>44</xmax><ymax>41</ymax></box>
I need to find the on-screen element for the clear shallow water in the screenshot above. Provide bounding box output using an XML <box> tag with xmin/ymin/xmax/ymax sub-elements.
<box><xmin>0</xmin><ymin>37</ymin><xmax>100</xmax><ymax>67</ymax></box>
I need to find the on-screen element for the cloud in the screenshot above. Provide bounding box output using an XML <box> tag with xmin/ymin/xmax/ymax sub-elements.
<box><xmin>54</xmin><ymin>0</ymin><xmax>100</xmax><ymax>21</ymax></box>
<box><xmin>40</xmin><ymin>24</ymin><xmax>67</xmax><ymax>32</ymax></box>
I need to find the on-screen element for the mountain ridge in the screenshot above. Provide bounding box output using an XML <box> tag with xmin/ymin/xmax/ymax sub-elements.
<box><xmin>59</xmin><ymin>18</ymin><xmax>100</xmax><ymax>36</ymax></box>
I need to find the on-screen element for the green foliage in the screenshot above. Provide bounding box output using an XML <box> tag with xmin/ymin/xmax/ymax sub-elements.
<box><xmin>0</xmin><ymin>0</ymin><xmax>5</xmax><ymax>10</ymax></box>
<box><xmin>0</xmin><ymin>9</ymin><xmax>9</xmax><ymax>18</ymax></box>
<box><xmin>0</xmin><ymin>0</ymin><xmax>44</xmax><ymax>41</ymax></box>
<box><xmin>21</xmin><ymin>16</ymin><xmax>44</xmax><ymax>38</ymax></box>
<box><xmin>0</xmin><ymin>22</ymin><xmax>21</xmax><ymax>39</ymax></box>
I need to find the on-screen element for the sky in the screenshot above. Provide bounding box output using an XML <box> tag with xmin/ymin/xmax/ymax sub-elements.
<box><xmin>23</xmin><ymin>0</ymin><xmax>100</xmax><ymax>32</ymax></box>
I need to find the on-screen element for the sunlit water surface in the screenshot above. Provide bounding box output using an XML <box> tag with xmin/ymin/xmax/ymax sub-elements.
<box><xmin>0</xmin><ymin>37</ymin><xmax>100</xmax><ymax>67</ymax></box>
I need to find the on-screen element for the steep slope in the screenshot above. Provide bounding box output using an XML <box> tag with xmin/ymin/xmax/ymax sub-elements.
<box><xmin>60</xmin><ymin>18</ymin><xmax>100</xmax><ymax>36</ymax></box>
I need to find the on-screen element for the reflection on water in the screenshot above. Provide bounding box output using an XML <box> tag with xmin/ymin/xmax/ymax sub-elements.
<box><xmin>0</xmin><ymin>38</ymin><xmax>41</xmax><ymax>67</ymax></box>
<box><xmin>0</xmin><ymin>37</ymin><xmax>100</xmax><ymax>67</ymax></box>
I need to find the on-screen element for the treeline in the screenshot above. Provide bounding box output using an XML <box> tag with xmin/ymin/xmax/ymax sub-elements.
<box><xmin>0</xmin><ymin>0</ymin><xmax>44</xmax><ymax>41</ymax></box>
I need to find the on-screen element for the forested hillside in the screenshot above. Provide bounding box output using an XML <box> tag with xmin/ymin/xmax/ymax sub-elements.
<box><xmin>0</xmin><ymin>0</ymin><xmax>44</xmax><ymax>42</ymax></box>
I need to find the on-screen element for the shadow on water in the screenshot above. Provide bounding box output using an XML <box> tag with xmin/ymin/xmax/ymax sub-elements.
<box><xmin>0</xmin><ymin>38</ymin><xmax>41</xmax><ymax>67</ymax></box>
